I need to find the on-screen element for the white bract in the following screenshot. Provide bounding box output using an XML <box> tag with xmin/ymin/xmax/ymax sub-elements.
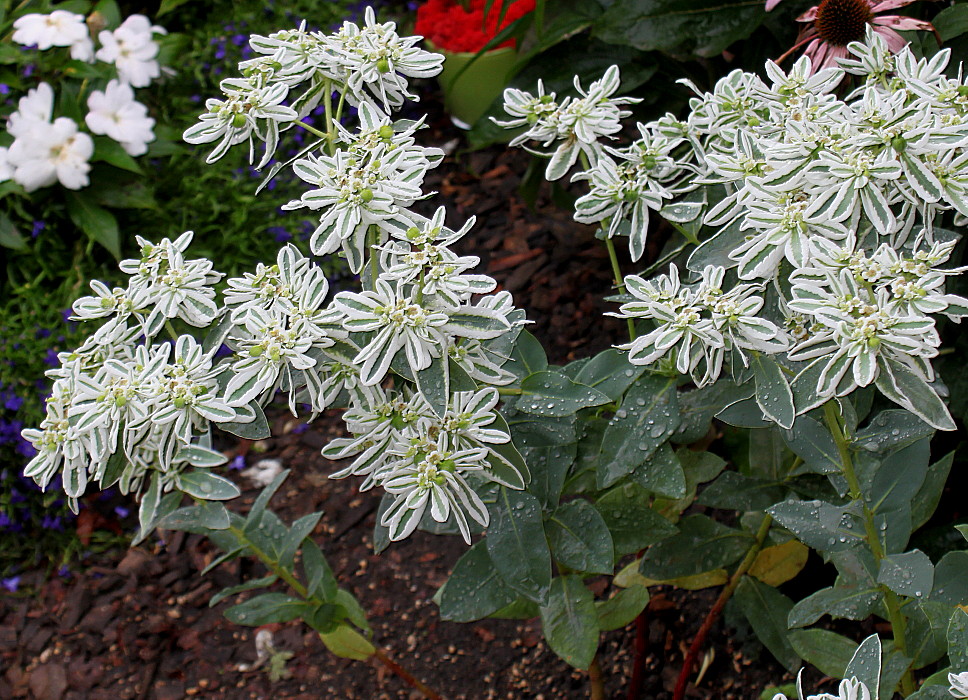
<box><xmin>950</xmin><ymin>671</ymin><xmax>968</xmax><ymax>699</ymax></box>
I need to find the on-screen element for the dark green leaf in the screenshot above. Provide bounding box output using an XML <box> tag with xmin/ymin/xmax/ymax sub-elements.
<box><xmin>439</xmin><ymin>541</ymin><xmax>517</xmax><ymax>622</ymax></box>
<box><xmin>596</xmin><ymin>585</ymin><xmax>649</xmax><ymax>632</ymax></box>
<box><xmin>598</xmin><ymin>373</ymin><xmax>680</xmax><ymax>488</ymax></box>
<box><xmin>596</xmin><ymin>482</ymin><xmax>678</xmax><ymax>556</ymax></box>
<box><xmin>844</xmin><ymin>634</ymin><xmax>882</xmax><ymax>699</ymax></box>
<box><xmin>219</xmin><ymin>400</ymin><xmax>271</xmax><ymax>439</ymax></box>
<box><xmin>546</xmin><ymin>500</ymin><xmax>614</xmax><ymax>575</ymax></box>
<box><xmin>538</xmin><ymin>575</ymin><xmax>599</xmax><ymax>669</ymax></box>
<box><xmin>244</xmin><ymin>469</ymin><xmax>290</xmax><ymax>533</ymax></box>
<box><xmin>733</xmin><ymin>576</ymin><xmax>801</xmax><ymax>673</ymax></box>
<box><xmin>639</xmin><ymin>514</ymin><xmax>751</xmax><ymax>580</ymax></box>
<box><xmin>92</xmin><ymin>136</ymin><xmax>142</xmax><ymax>174</ymax></box>
<box><xmin>573</xmin><ymin>349</ymin><xmax>645</xmax><ymax>401</ymax></box>
<box><xmin>934</xmin><ymin>3</ymin><xmax>968</xmax><ymax>41</ymax></box>
<box><xmin>66</xmin><ymin>192</ymin><xmax>120</xmax><ymax>258</ymax></box>
<box><xmin>302</xmin><ymin>537</ymin><xmax>338</xmax><ymax>602</ymax></box>
<box><xmin>279</xmin><ymin>513</ymin><xmax>323</xmax><ymax>568</ymax></box>
<box><xmin>0</xmin><ymin>212</ymin><xmax>26</xmax><ymax>250</ymax></box>
<box><xmin>854</xmin><ymin>410</ymin><xmax>932</xmax><ymax>454</ymax></box>
<box><xmin>628</xmin><ymin>443</ymin><xmax>686</xmax><ymax>499</ymax></box>
<box><xmin>487</xmin><ymin>487</ymin><xmax>552</xmax><ymax>604</ymax></box>
<box><xmin>519</xmin><ymin>371</ymin><xmax>611</xmax><ymax>417</ymax></box>
<box><xmin>697</xmin><ymin>471</ymin><xmax>785</xmax><ymax>512</ymax></box>
<box><xmin>787</xmin><ymin>629</ymin><xmax>858</xmax><ymax>679</ymax></box>
<box><xmin>788</xmin><ymin>584</ymin><xmax>881</xmax><ymax>628</ymax></box>
<box><xmin>177</xmin><ymin>471</ymin><xmax>240</xmax><ymax>501</ymax></box>
<box><xmin>877</xmin><ymin>550</ymin><xmax>934</xmax><ymax>598</ymax></box>
<box><xmin>209</xmin><ymin>575</ymin><xmax>278</xmax><ymax>607</ymax></box>
<box><xmin>224</xmin><ymin>593</ymin><xmax>311</xmax><ymax>626</ymax></box>
<box><xmin>752</xmin><ymin>354</ymin><xmax>795</xmax><ymax>429</ymax></box>
<box><xmin>524</xmin><ymin>443</ymin><xmax>577</xmax><ymax>508</ymax></box>
<box><xmin>504</xmin><ymin>329</ymin><xmax>548</xmax><ymax>378</ymax></box>
<box><xmin>948</xmin><ymin>607</ymin><xmax>968</xmax><ymax>669</ymax></box>
<box><xmin>768</xmin><ymin>499</ymin><xmax>863</xmax><ymax>552</ymax></box>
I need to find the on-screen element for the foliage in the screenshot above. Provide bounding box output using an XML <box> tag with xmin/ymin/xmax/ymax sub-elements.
<box><xmin>13</xmin><ymin>6</ymin><xmax>968</xmax><ymax>700</ymax></box>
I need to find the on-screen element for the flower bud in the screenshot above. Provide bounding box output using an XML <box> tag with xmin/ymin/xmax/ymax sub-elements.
<box><xmin>360</xmin><ymin>188</ymin><xmax>374</xmax><ymax>203</ymax></box>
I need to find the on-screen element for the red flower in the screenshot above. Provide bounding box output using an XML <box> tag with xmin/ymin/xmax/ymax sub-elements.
<box><xmin>414</xmin><ymin>0</ymin><xmax>536</xmax><ymax>53</ymax></box>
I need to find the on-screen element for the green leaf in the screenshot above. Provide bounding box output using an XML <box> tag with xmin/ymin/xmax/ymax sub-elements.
<box><xmin>639</xmin><ymin>514</ymin><xmax>751</xmax><ymax>580</ymax></box>
<box><xmin>844</xmin><ymin>634</ymin><xmax>882</xmax><ymax>699</ymax></box>
<box><xmin>0</xmin><ymin>212</ymin><xmax>26</xmax><ymax>250</ymax></box>
<box><xmin>92</xmin><ymin>136</ymin><xmax>142</xmax><ymax>174</ymax></box>
<box><xmin>733</xmin><ymin>576</ymin><xmax>801</xmax><ymax>673</ymax></box>
<box><xmin>209</xmin><ymin>575</ymin><xmax>278</xmax><ymax>607</ymax></box>
<box><xmin>319</xmin><ymin>625</ymin><xmax>376</xmax><ymax>661</ymax></box>
<box><xmin>504</xmin><ymin>329</ymin><xmax>548</xmax><ymax>378</ymax></box>
<box><xmin>596</xmin><ymin>585</ymin><xmax>649</xmax><ymax>632</ymax></box>
<box><xmin>957</xmin><ymin>525</ymin><xmax>968</xmax><ymax>543</ymax></box>
<box><xmin>948</xmin><ymin>607</ymin><xmax>968</xmax><ymax>669</ymax></box>
<box><xmin>787</xmin><ymin>629</ymin><xmax>858</xmax><ymax>679</ymax></box>
<box><xmin>697</xmin><ymin>471</ymin><xmax>785</xmax><ymax>512</ymax></box>
<box><xmin>595</xmin><ymin>482</ymin><xmax>678</xmax><ymax>556</ymax></box>
<box><xmin>157</xmin><ymin>0</ymin><xmax>194</xmax><ymax>16</ymax></box>
<box><xmin>546</xmin><ymin>500</ymin><xmax>615</xmax><ymax>575</ymax></box>
<box><xmin>788</xmin><ymin>584</ymin><xmax>881</xmax><ymax>628</ymax></box>
<box><xmin>781</xmin><ymin>416</ymin><xmax>841</xmax><ymax>475</ymax></box>
<box><xmin>854</xmin><ymin>410</ymin><xmax>932</xmax><ymax>454</ymax></box>
<box><xmin>156</xmin><ymin>501</ymin><xmax>231</xmax><ymax>533</ymax></box>
<box><xmin>928</xmin><ymin>551</ymin><xmax>968</xmax><ymax>607</ymax></box>
<box><xmin>279</xmin><ymin>513</ymin><xmax>323</xmax><ymax>568</ymax></box>
<box><xmin>934</xmin><ymin>3</ymin><xmax>968</xmax><ymax>41</ymax></box>
<box><xmin>877</xmin><ymin>550</ymin><xmax>934</xmax><ymax>598</ymax></box>
<box><xmin>752</xmin><ymin>354</ymin><xmax>795</xmax><ymax>430</ymax></box>
<box><xmin>219</xmin><ymin>400</ymin><xmax>271</xmax><ymax>439</ymax></box>
<box><xmin>768</xmin><ymin>499</ymin><xmax>863</xmax><ymax>552</ymax></box>
<box><xmin>911</xmin><ymin>451</ymin><xmax>955</xmax><ymax>530</ymax></box>
<box><xmin>538</xmin><ymin>575</ymin><xmax>599</xmax><ymax>669</ymax></box>
<box><xmin>414</xmin><ymin>353</ymin><xmax>449</xmax><ymax>417</ymax></box>
<box><xmin>876</xmin><ymin>357</ymin><xmax>955</xmax><ymax>431</ymax></box>
<box><xmin>439</xmin><ymin>541</ymin><xmax>516</xmax><ymax>623</ymax></box>
<box><xmin>92</xmin><ymin>0</ymin><xmax>121</xmax><ymax>28</ymax></box>
<box><xmin>302</xmin><ymin>537</ymin><xmax>337</xmax><ymax>602</ymax></box>
<box><xmin>524</xmin><ymin>443</ymin><xmax>577</xmax><ymax>508</ymax></box>
<box><xmin>674</xmin><ymin>378</ymin><xmax>751</xmax><ymax>444</ymax></box>
<box><xmin>486</xmin><ymin>487</ymin><xmax>552</xmax><ymax>604</ymax></box>
<box><xmin>177</xmin><ymin>471</ymin><xmax>240</xmax><ymax>501</ymax></box>
<box><xmin>244</xmin><ymin>469</ymin><xmax>290</xmax><ymax>533</ymax></box>
<box><xmin>66</xmin><ymin>192</ymin><xmax>120</xmax><ymax>258</ymax></box>
<box><xmin>598</xmin><ymin>373</ymin><xmax>680</xmax><ymax>488</ymax></box>
<box><xmin>135</xmin><ymin>471</ymin><xmax>162</xmax><ymax>545</ymax></box>
<box><xmin>593</xmin><ymin>0</ymin><xmax>766</xmax><ymax>58</ymax></box>
<box><xmin>224</xmin><ymin>592</ymin><xmax>311</xmax><ymax>626</ymax></box>
<box><xmin>629</xmin><ymin>443</ymin><xmax>686</xmax><ymax>500</ymax></box>
<box><xmin>518</xmin><ymin>371</ymin><xmax>610</xmax><ymax>417</ymax></box>
<box><xmin>573</xmin><ymin>349</ymin><xmax>645</xmax><ymax>401</ymax></box>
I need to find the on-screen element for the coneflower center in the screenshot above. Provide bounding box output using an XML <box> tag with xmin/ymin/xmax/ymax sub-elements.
<box><xmin>814</xmin><ymin>0</ymin><xmax>874</xmax><ymax>47</ymax></box>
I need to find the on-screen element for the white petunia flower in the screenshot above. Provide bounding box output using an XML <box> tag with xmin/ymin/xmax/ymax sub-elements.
<box><xmin>96</xmin><ymin>14</ymin><xmax>167</xmax><ymax>87</ymax></box>
<box><xmin>7</xmin><ymin>117</ymin><xmax>93</xmax><ymax>192</ymax></box>
<box><xmin>86</xmin><ymin>79</ymin><xmax>156</xmax><ymax>156</ymax></box>
<box><xmin>13</xmin><ymin>11</ymin><xmax>94</xmax><ymax>61</ymax></box>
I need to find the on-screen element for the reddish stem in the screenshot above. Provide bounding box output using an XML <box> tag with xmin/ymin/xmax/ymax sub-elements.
<box><xmin>373</xmin><ymin>647</ymin><xmax>442</xmax><ymax>700</ymax></box>
<box><xmin>626</xmin><ymin>595</ymin><xmax>649</xmax><ymax>699</ymax></box>
<box><xmin>672</xmin><ymin>515</ymin><xmax>773</xmax><ymax>700</ymax></box>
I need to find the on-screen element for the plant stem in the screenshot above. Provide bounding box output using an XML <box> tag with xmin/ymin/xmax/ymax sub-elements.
<box><xmin>605</xmin><ymin>235</ymin><xmax>637</xmax><ymax>340</ymax></box>
<box><xmin>822</xmin><ymin>401</ymin><xmax>915</xmax><ymax>696</ymax></box>
<box><xmin>372</xmin><ymin>647</ymin><xmax>442</xmax><ymax>700</ymax></box>
<box><xmin>333</xmin><ymin>78</ymin><xmax>348</xmax><ymax>125</ymax></box>
<box><xmin>626</xmin><ymin>583</ymin><xmax>649</xmax><ymax>700</ymax></box>
<box><xmin>323</xmin><ymin>78</ymin><xmax>335</xmax><ymax>155</ymax></box>
<box><xmin>497</xmin><ymin>387</ymin><xmax>522</xmax><ymax>396</ymax></box>
<box><xmin>294</xmin><ymin>119</ymin><xmax>329</xmax><ymax>141</ymax></box>
<box><xmin>673</xmin><ymin>514</ymin><xmax>773</xmax><ymax>700</ymax></box>
<box><xmin>367</xmin><ymin>225</ymin><xmax>379</xmax><ymax>287</ymax></box>
<box><xmin>588</xmin><ymin>654</ymin><xmax>606</xmax><ymax>700</ymax></box>
<box><xmin>226</xmin><ymin>526</ymin><xmax>441</xmax><ymax>698</ymax></box>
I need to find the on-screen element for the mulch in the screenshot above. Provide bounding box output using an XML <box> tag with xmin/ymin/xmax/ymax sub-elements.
<box><xmin>0</xmin><ymin>99</ymin><xmax>793</xmax><ymax>699</ymax></box>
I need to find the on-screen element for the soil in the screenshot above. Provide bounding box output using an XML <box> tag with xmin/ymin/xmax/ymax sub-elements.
<box><xmin>0</xmin><ymin>95</ymin><xmax>797</xmax><ymax>699</ymax></box>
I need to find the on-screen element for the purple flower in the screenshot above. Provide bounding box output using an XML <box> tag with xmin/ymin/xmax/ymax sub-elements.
<box><xmin>229</xmin><ymin>455</ymin><xmax>246</xmax><ymax>471</ymax></box>
<box><xmin>0</xmin><ymin>84</ymin><xmax>9</xmax><ymax>95</ymax></box>
<box><xmin>2</xmin><ymin>576</ymin><xmax>20</xmax><ymax>593</ymax></box>
<box><xmin>293</xmin><ymin>422</ymin><xmax>309</xmax><ymax>434</ymax></box>
<box><xmin>4</xmin><ymin>394</ymin><xmax>23</xmax><ymax>411</ymax></box>
<box><xmin>41</xmin><ymin>515</ymin><xmax>62</xmax><ymax>531</ymax></box>
<box><xmin>43</xmin><ymin>349</ymin><xmax>58</xmax><ymax>366</ymax></box>
<box><xmin>232</xmin><ymin>34</ymin><xmax>247</xmax><ymax>46</ymax></box>
<box><xmin>22</xmin><ymin>64</ymin><xmax>34</xmax><ymax>78</ymax></box>
<box><xmin>0</xmin><ymin>512</ymin><xmax>11</xmax><ymax>528</ymax></box>
<box><xmin>114</xmin><ymin>506</ymin><xmax>130</xmax><ymax>518</ymax></box>
<box><xmin>31</xmin><ymin>220</ymin><xmax>45</xmax><ymax>238</ymax></box>
<box><xmin>269</xmin><ymin>226</ymin><xmax>291</xmax><ymax>242</ymax></box>
<box><xmin>58</xmin><ymin>565</ymin><xmax>71</xmax><ymax>579</ymax></box>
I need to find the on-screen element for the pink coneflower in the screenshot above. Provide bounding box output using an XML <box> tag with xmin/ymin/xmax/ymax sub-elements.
<box><xmin>776</xmin><ymin>0</ymin><xmax>937</xmax><ymax>70</ymax></box>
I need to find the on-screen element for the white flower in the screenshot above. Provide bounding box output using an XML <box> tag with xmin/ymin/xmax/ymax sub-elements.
<box><xmin>329</xmin><ymin>6</ymin><xmax>443</xmax><ymax>111</ymax></box>
<box><xmin>0</xmin><ymin>147</ymin><xmax>12</xmax><ymax>182</ymax></box>
<box><xmin>183</xmin><ymin>76</ymin><xmax>297</xmax><ymax>167</ymax></box>
<box><xmin>7</xmin><ymin>82</ymin><xmax>55</xmax><ymax>140</ymax></box>
<box><xmin>96</xmin><ymin>14</ymin><xmax>167</xmax><ymax>87</ymax></box>
<box><xmin>13</xmin><ymin>11</ymin><xmax>94</xmax><ymax>61</ymax></box>
<box><xmin>949</xmin><ymin>670</ymin><xmax>968</xmax><ymax>699</ymax></box>
<box><xmin>7</xmin><ymin>117</ymin><xmax>93</xmax><ymax>192</ymax></box>
<box><xmin>86</xmin><ymin>79</ymin><xmax>156</xmax><ymax>156</ymax></box>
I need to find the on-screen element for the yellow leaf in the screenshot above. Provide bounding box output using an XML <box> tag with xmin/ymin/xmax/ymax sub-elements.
<box><xmin>749</xmin><ymin>539</ymin><xmax>809</xmax><ymax>587</ymax></box>
<box><xmin>319</xmin><ymin>625</ymin><xmax>375</xmax><ymax>661</ymax></box>
<box><xmin>613</xmin><ymin>559</ymin><xmax>728</xmax><ymax>590</ymax></box>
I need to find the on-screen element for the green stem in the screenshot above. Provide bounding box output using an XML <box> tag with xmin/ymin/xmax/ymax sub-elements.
<box><xmin>367</xmin><ymin>225</ymin><xmax>379</xmax><ymax>287</ymax></box>
<box><xmin>323</xmin><ymin>77</ymin><xmax>335</xmax><ymax>156</ymax></box>
<box><xmin>822</xmin><ymin>401</ymin><xmax>915</xmax><ymax>696</ymax></box>
<box><xmin>164</xmin><ymin>320</ymin><xmax>180</xmax><ymax>342</ymax></box>
<box><xmin>589</xmin><ymin>654</ymin><xmax>606</xmax><ymax>700</ymax></box>
<box><xmin>497</xmin><ymin>387</ymin><xmax>522</xmax><ymax>396</ymax></box>
<box><xmin>333</xmin><ymin>79</ymin><xmax>348</xmax><ymax>125</ymax></box>
<box><xmin>605</xmin><ymin>235</ymin><xmax>637</xmax><ymax>340</ymax></box>
<box><xmin>227</xmin><ymin>526</ymin><xmax>441</xmax><ymax>699</ymax></box>
<box><xmin>294</xmin><ymin>119</ymin><xmax>329</xmax><ymax>141</ymax></box>
<box><xmin>667</xmin><ymin>219</ymin><xmax>700</xmax><ymax>246</ymax></box>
